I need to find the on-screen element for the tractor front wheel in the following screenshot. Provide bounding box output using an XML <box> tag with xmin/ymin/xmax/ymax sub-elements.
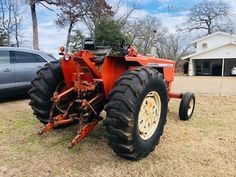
<box><xmin>104</xmin><ymin>67</ymin><xmax>168</xmax><ymax>160</ymax></box>
<box><xmin>179</xmin><ymin>92</ymin><xmax>195</xmax><ymax>120</ymax></box>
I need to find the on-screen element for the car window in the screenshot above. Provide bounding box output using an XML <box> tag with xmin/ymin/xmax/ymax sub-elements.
<box><xmin>32</xmin><ymin>54</ymin><xmax>46</xmax><ymax>62</ymax></box>
<box><xmin>12</xmin><ymin>51</ymin><xmax>46</xmax><ymax>63</ymax></box>
<box><xmin>47</xmin><ymin>53</ymin><xmax>57</xmax><ymax>61</ymax></box>
<box><xmin>0</xmin><ymin>50</ymin><xmax>10</xmax><ymax>64</ymax></box>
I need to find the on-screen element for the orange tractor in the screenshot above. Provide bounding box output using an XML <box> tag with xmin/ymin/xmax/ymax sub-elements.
<box><xmin>29</xmin><ymin>39</ymin><xmax>195</xmax><ymax>160</ymax></box>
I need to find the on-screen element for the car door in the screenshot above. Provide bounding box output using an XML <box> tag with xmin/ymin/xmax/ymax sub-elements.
<box><xmin>11</xmin><ymin>51</ymin><xmax>47</xmax><ymax>90</ymax></box>
<box><xmin>0</xmin><ymin>50</ymin><xmax>15</xmax><ymax>96</ymax></box>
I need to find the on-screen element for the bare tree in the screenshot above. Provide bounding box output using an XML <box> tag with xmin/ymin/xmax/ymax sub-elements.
<box><xmin>112</xmin><ymin>0</ymin><xmax>137</xmax><ymax>28</ymax></box>
<box><xmin>0</xmin><ymin>28</ymin><xmax>7</xmax><ymax>46</ymax></box>
<box><xmin>125</xmin><ymin>16</ymin><xmax>167</xmax><ymax>55</ymax></box>
<box><xmin>124</xmin><ymin>15</ymin><xmax>193</xmax><ymax>65</ymax></box>
<box><xmin>56</xmin><ymin>0</ymin><xmax>114</xmax><ymax>52</ymax></box>
<box><xmin>29</xmin><ymin>0</ymin><xmax>60</xmax><ymax>49</ymax></box>
<box><xmin>0</xmin><ymin>0</ymin><xmax>23</xmax><ymax>46</ymax></box>
<box><xmin>81</xmin><ymin>0</ymin><xmax>113</xmax><ymax>34</ymax></box>
<box><xmin>0</xmin><ymin>0</ymin><xmax>13</xmax><ymax>46</ymax></box>
<box><xmin>12</xmin><ymin>0</ymin><xmax>23</xmax><ymax>47</ymax></box>
<box><xmin>56</xmin><ymin>0</ymin><xmax>88</xmax><ymax>52</ymax></box>
<box><xmin>80</xmin><ymin>0</ymin><xmax>136</xmax><ymax>35</ymax></box>
<box><xmin>180</xmin><ymin>0</ymin><xmax>233</xmax><ymax>35</ymax></box>
<box><xmin>162</xmin><ymin>32</ymin><xmax>192</xmax><ymax>66</ymax></box>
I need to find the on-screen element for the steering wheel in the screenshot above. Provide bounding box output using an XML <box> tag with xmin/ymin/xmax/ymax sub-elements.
<box><xmin>110</xmin><ymin>38</ymin><xmax>130</xmax><ymax>56</ymax></box>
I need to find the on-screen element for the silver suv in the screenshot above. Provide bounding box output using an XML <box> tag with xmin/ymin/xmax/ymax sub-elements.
<box><xmin>0</xmin><ymin>47</ymin><xmax>57</xmax><ymax>98</ymax></box>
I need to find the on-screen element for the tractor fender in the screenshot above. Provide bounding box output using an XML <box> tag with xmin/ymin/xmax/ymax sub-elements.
<box><xmin>101</xmin><ymin>56</ymin><xmax>176</xmax><ymax>98</ymax></box>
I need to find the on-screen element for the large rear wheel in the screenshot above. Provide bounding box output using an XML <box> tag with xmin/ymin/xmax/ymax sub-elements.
<box><xmin>104</xmin><ymin>67</ymin><xmax>168</xmax><ymax>160</ymax></box>
<box><xmin>28</xmin><ymin>61</ymin><xmax>64</xmax><ymax>124</ymax></box>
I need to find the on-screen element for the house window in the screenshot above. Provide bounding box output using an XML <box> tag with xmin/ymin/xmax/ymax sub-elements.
<box><xmin>202</xmin><ymin>43</ymin><xmax>208</xmax><ymax>48</ymax></box>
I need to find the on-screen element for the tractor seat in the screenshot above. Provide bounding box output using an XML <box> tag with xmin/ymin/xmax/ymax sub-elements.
<box><xmin>83</xmin><ymin>38</ymin><xmax>111</xmax><ymax>64</ymax></box>
<box><xmin>89</xmin><ymin>46</ymin><xmax>112</xmax><ymax>64</ymax></box>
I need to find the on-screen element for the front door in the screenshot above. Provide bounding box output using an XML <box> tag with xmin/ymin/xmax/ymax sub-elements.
<box><xmin>11</xmin><ymin>51</ymin><xmax>46</xmax><ymax>90</ymax></box>
<box><xmin>0</xmin><ymin>50</ymin><xmax>15</xmax><ymax>96</ymax></box>
<box><xmin>202</xmin><ymin>61</ymin><xmax>210</xmax><ymax>75</ymax></box>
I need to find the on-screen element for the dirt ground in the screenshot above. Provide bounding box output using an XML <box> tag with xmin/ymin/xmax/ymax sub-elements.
<box><xmin>0</xmin><ymin>93</ymin><xmax>235</xmax><ymax>177</ymax></box>
<box><xmin>173</xmin><ymin>76</ymin><xmax>236</xmax><ymax>96</ymax></box>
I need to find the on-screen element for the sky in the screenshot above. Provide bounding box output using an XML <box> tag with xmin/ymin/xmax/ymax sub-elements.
<box><xmin>21</xmin><ymin>0</ymin><xmax>236</xmax><ymax>56</ymax></box>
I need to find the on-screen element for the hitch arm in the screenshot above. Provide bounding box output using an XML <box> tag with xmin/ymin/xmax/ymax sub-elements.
<box><xmin>68</xmin><ymin>119</ymin><xmax>99</xmax><ymax>149</ymax></box>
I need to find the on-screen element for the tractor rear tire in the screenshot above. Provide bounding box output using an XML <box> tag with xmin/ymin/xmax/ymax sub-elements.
<box><xmin>104</xmin><ymin>67</ymin><xmax>168</xmax><ymax>160</ymax></box>
<box><xmin>28</xmin><ymin>61</ymin><xmax>64</xmax><ymax>124</ymax></box>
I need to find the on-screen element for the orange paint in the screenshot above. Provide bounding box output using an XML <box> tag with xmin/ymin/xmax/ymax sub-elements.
<box><xmin>60</xmin><ymin>50</ymin><xmax>179</xmax><ymax>99</ymax></box>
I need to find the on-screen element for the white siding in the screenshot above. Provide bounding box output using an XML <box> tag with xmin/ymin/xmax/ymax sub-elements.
<box><xmin>192</xmin><ymin>44</ymin><xmax>236</xmax><ymax>59</ymax></box>
<box><xmin>196</xmin><ymin>34</ymin><xmax>236</xmax><ymax>53</ymax></box>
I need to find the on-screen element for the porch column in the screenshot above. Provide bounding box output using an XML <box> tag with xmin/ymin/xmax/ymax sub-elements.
<box><xmin>189</xmin><ymin>59</ymin><xmax>193</xmax><ymax>76</ymax></box>
<box><xmin>222</xmin><ymin>58</ymin><xmax>225</xmax><ymax>76</ymax></box>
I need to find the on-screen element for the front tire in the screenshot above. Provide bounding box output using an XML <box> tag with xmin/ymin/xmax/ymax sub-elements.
<box><xmin>28</xmin><ymin>61</ymin><xmax>64</xmax><ymax>124</ymax></box>
<box><xmin>179</xmin><ymin>92</ymin><xmax>195</xmax><ymax>121</ymax></box>
<box><xmin>104</xmin><ymin>67</ymin><xmax>168</xmax><ymax>160</ymax></box>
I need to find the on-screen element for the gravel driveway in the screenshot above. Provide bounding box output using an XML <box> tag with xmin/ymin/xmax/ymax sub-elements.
<box><xmin>172</xmin><ymin>76</ymin><xmax>236</xmax><ymax>96</ymax></box>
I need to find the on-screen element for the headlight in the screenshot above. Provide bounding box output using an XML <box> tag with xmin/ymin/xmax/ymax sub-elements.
<box><xmin>64</xmin><ymin>54</ymin><xmax>70</xmax><ymax>61</ymax></box>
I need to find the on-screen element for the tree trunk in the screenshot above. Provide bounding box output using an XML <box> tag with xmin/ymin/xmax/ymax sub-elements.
<box><xmin>207</xmin><ymin>27</ymin><xmax>211</xmax><ymax>35</ymax></box>
<box><xmin>6</xmin><ymin>32</ymin><xmax>10</xmax><ymax>46</ymax></box>
<box><xmin>207</xmin><ymin>21</ymin><xmax>212</xmax><ymax>35</ymax></box>
<box><xmin>65</xmin><ymin>22</ymin><xmax>73</xmax><ymax>52</ymax></box>
<box><xmin>15</xmin><ymin>24</ymin><xmax>19</xmax><ymax>47</ymax></box>
<box><xmin>14</xmin><ymin>15</ymin><xmax>19</xmax><ymax>47</ymax></box>
<box><xmin>30</xmin><ymin>2</ymin><xmax>39</xmax><ymax>50</ymax></box>
<box><xmin>6</xmin><ymin>3</ymin><xmax>11</xmax><ymax>46</ymax></box>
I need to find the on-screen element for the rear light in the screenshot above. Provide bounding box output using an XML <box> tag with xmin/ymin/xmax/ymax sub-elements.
<box><xmin>64</xmin><ymin>54</ymin><xmax>70</xmax><ymax>61</ymax></box>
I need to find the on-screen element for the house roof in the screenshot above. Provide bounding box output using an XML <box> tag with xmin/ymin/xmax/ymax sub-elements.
<box><xmin>182</xmin><ymin>42</ymin><xmax>236</xmax><ymax>60</ymax></box>
<box><xmin>191</xmin><ymin>32</ymin><xmax>236</xmax><ymax>45</ymax></box>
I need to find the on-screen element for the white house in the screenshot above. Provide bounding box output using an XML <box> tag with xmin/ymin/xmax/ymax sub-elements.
<box><xmin>182</xmin><ymin>32</ymin><xmax>236</xmax><ymax>76</ymax></box>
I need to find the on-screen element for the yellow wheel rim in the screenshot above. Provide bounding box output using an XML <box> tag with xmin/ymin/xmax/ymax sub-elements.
<box><xmin>138</xmin><ymin>91</ymin><xmax>161</xmax><ymax>140</ymax></box>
